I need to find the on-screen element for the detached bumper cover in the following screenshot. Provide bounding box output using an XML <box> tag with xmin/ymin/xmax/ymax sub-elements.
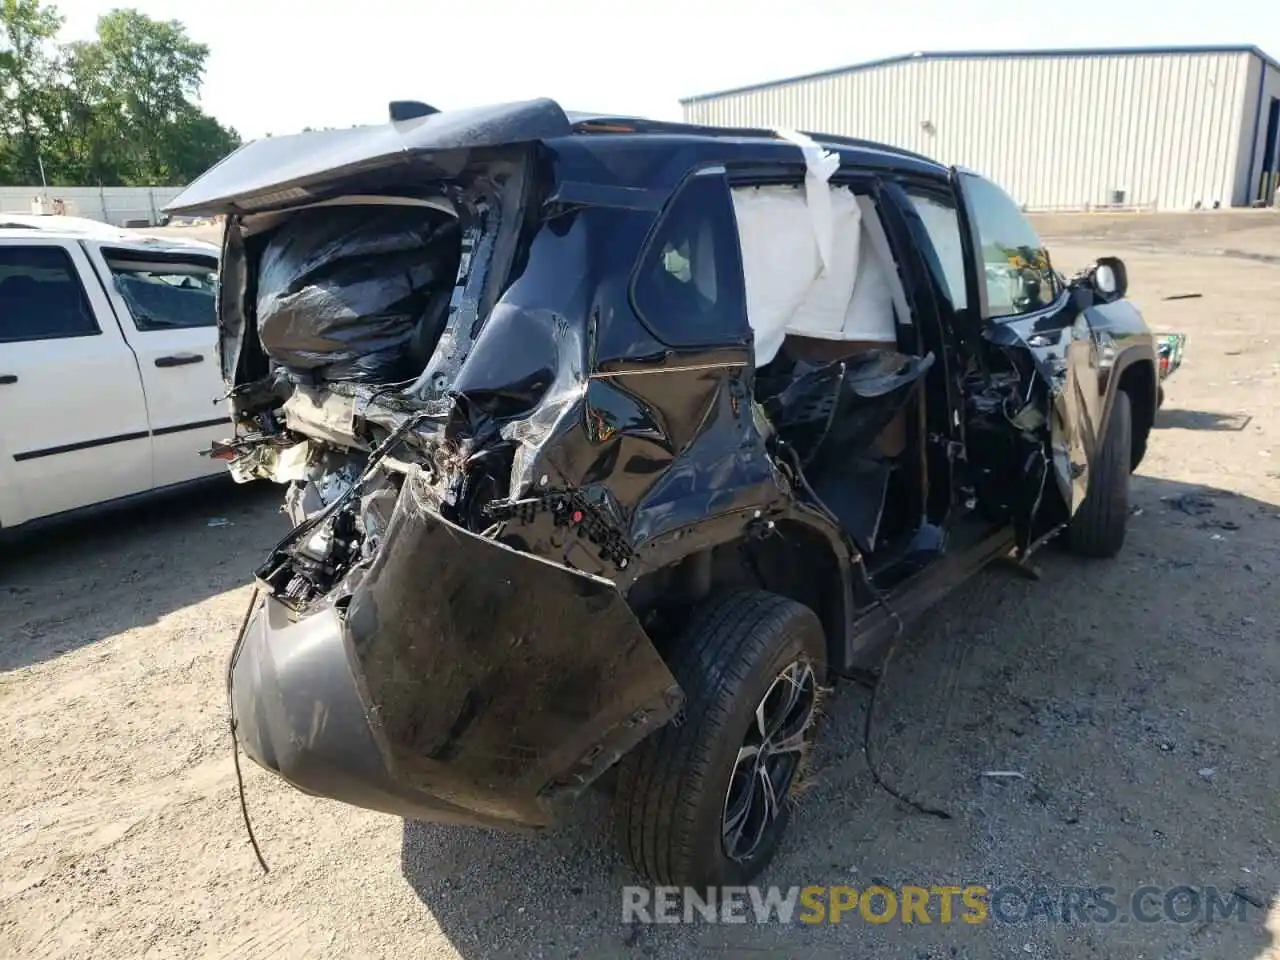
<box><xmin>231</xmin><ymin>484</ymin><xmax>682</xmax><ymax>829</ymax></box>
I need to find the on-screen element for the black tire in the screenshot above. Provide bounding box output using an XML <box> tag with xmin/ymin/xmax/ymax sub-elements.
<box><xmin>613</xmin><ymin>590</ymin><xmax>826</xmax><ymax>886</ymax></box>
<box><xmin>1066</xmin><ymin>390</ymin><xmax>1132</xmax><ymax>558</ymax></box>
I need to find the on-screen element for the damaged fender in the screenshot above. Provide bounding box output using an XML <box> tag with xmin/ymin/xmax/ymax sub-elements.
<box><xmin>986</xmin><ymin>291</ymin><xmax>1156</xmax><ymax>537</ymax></box>
<box><xmin>989</xmin><ymin>308</ymin><xmax>1102</xmax><ymax>516</ymax></box>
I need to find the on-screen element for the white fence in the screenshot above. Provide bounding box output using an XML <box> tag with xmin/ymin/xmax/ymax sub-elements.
<box><xmin>0</xmin><ymin>186</ymin><xmax>186</xmax><ymax>226</ymax></box>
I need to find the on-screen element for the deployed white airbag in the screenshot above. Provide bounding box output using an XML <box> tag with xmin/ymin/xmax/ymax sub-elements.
<box><xmin>732</xmin><ymin>183</ymin><xmax>901</xmax><ymax>366</ymax></box>
<box><xmin>732</xmin><ymin>184</ymin><xmax>864</xmax><ymax>365</ymax></box>
<box><xmin>846</xmin><ymin>194</ymin><xmax>910</xmax><ymax>345</ymax></box>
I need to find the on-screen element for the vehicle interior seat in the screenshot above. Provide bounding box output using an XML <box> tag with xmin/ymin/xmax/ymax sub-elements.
<box><xmin>781</xmin><ymin>334</ymin><xmax>908</xmax><ymax>457</ymax></box>
<box><xmin>766</xmin><ymin>347</ymin><xmax>933</xmax><ymax>555</ymax></box>
<box><xmin>758</xmin><ymin>196</ymin><xmax>928</xmax><ymax>558</ymax></box>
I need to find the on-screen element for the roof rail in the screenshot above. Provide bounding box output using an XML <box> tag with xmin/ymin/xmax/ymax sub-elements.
<box><xmin>794</xmin><ymin>130</ymin><xmax>936</xmax><ymax>165</ymax></box>
<box><xmin>570</xmin><ymin>115</ymin><xmax>939</xmax><ymax>166</ymax></box>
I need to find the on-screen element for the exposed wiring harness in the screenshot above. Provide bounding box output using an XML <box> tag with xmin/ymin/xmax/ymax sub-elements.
<box><xmin>255</xmin><ymin>409</ymin><xmax>442</xmax><ymax>581</ymax></box>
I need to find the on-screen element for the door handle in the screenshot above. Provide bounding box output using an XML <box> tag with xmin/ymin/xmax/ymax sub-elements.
<box><xmin>0</xmin><ymin>374</ymin><xmax>16</xmax><ymax>385</ymax></box>
<box><xmin>155</xmin><ymin>354</ymin><xmax>204</xmax><ymax>368</ymax></box>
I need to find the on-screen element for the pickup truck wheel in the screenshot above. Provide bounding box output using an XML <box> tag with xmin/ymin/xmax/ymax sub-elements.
<box><xmin>613</xmin><ymin>590</ymin><xmax>826</xmax><ymax>886</ymax></box>
<box><xmin>1066</xmin><ymin>390</ymin><xmax>1131</xmax><ymax>558</ymax></box>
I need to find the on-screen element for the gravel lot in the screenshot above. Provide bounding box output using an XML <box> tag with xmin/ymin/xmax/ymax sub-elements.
<box><xmin>2</xmin><ymin>212</ymin><xmax>1278</xmax><ymax>959</ymax></box>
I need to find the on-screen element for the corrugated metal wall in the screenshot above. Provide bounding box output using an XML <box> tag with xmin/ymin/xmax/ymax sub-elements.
<box><xmin>682</xmin><ymin>52</ymin><xmax>1257</xmax><ymax>210</ymax></box>
<box><xmin>0</xmin><ymin>186</ymin><xmax>185</xmax><ymax>225</ymax></box>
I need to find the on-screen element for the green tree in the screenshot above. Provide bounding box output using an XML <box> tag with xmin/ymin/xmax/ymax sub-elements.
<box><xmin>0</xmin><ymin>0</ymin><xmax>63</xmax><ymax>183</ymax></box>
<box><xmin>156</xmin><ymin>108</ymin><xmax>240</xmax><ymax>183</ymax></box>
<box><xmin>90</xmin><ymin>9</ymin><xmax>212</xmax><ymax>183</ymax></box>
<box><xmin>1</xmin><ymin>1</ymin><xmax>239</xmax><ymax>186</ymax></box>
<box><xmin>41</xmin><ymin>39</ymin><xmax>125</xmax><ymax>185</ymax></box>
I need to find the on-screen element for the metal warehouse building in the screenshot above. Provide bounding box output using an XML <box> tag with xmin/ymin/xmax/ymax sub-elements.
<box><xmin>681</xmin><ymin>45</ymin><xmax>1280</xmax><ymax>211</ymax></box>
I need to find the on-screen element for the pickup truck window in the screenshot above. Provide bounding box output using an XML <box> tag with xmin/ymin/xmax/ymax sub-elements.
<box><xmin>959</xmin><ymin>173</ymin><xmax>1059</xmax><ymax>319</ymax></box>
<box><xmin>105</xmin><ymin>257</ymin><xmax>218</xmax><ymax>331</ymax></box>
<box><xmin>0</xmin><ymin>246</ymin><xmax>99</xmax><ymax>343</ymax></box>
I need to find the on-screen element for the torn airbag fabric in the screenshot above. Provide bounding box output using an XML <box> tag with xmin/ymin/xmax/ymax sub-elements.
<box><xmin>256</xmin><ymin>207</ymin><xmax>458</xmax><ymax>382</ymax></box>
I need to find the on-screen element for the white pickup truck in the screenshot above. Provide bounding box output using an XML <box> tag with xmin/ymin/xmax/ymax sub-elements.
<box><xmin>0</xmin><ymin>219</ymin><xmax>229</xmax><ymax>530</ymax></box>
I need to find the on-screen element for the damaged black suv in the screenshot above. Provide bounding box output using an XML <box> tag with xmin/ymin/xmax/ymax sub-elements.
<box><xmin>172</xmin><ymin>99</ymin><xmax>1166</xmax><ymax>886</ymax></box>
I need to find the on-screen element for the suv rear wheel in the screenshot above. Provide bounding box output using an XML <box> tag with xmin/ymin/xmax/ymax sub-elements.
<box><xmin>613</xmin><ymin>590</ymin><xmax>826</xmax><ymax>885</ymax></box>
<box><xmin>1066</xmin><ymin>390</ymin><xmax>1132</xmax><ymax>558</ymax></box>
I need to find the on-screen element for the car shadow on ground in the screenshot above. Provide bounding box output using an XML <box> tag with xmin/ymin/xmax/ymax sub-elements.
<box><xmin>0</xmin><ymin>479</ymin><xmax>285</xmax><ymax>672</ymax></box>
<box><xmin>1156</xmin><ymin>408</ymin><xmax>1253</xmax><ymax>432</ymax></box>
<box><xmin>400</xmin><ymin>474</ymin><xmax>1279</xmax><ymax>959</ymax></box>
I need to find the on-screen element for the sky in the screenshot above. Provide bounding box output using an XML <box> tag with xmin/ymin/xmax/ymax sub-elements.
<box><xmin>52</xmin><ymin>0</ymin><xmax>1280</xmax><ymax>140</ymax></box>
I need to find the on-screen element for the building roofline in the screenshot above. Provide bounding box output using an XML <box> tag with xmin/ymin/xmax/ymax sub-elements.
<box><xmin>679</xmin><ymin>45</ymin><xmax>1280</xmax><ymax>105</ymax></box>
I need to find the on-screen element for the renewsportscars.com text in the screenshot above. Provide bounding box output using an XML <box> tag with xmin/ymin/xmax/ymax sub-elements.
<box><xmin>622</xmin><ymin>884</ymin><xmax>1263</xmax><ymax>926</ymax></box>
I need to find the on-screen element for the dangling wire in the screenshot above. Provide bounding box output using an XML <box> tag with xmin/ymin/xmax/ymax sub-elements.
<box><xmin>779</xmin><ymin>439</ymin><xmax>951</xmax><ymax>819</ymax></box>
<box><xmin>230</xmin><ymin>717</ymin><xmax>270</xmax><ymax>874</ymax></box>
<box><xmin>226</xmin><ymin>586</ymin><xmax>269</xmax><ymax>874</ymax></box>
<box><xmin>861</xmin><ymin>600</ymin><xmax>953</xmax><ymax>821</ymax></box>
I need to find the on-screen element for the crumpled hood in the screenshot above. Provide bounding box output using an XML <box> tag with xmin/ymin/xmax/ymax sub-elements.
<box><xmin>166</xmin><ymin>98</ymin><xmax>572</xmax><ymax>216</ymax></box>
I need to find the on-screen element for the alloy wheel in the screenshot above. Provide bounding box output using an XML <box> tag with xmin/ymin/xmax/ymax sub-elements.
<box><xmin>721</xmin><ymin>659</ymin><xmax>819</xmax><ymax>862</ymax></box>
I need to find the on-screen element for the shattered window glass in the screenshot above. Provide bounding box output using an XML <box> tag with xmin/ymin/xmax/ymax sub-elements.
<box><xmin>106</xmin><ymin>257</ymin><xmax>218</xmax><ymax>331</ymax></box>
<box><xmin>631</xmin><ymin>172</ymin><xmax>747</xmax><ymax>347</ymax></box>
<box><xmin>960</xmin><ymin>174</ymin><xmax>1059</xmax><ymax>319</ymax></box>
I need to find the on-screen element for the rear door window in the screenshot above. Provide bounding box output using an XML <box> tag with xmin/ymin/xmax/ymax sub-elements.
<box><xmin>104</xmin><ymin>253</ymin><xmax>219</xmax><ymax>331</ymax></box>
<box><xmin>631</xmin><ymin>172</ymin><xmax>747</xmax><ymax>347</ymax></box>
<box><xmin>958</xmin><ymin>173</ymin><xmax>1060</xmax><ymax>319</ymax></box>
<box><xmin>0</xmin><ymin>246</ymin><xmax>99</xmax><ymax>342</ymax></box>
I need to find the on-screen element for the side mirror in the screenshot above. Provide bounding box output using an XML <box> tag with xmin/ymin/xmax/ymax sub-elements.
<box><xmin>1093</xmin><ymin>256</ymin><xmax>1128</xmax><ymax>299</ymax></box>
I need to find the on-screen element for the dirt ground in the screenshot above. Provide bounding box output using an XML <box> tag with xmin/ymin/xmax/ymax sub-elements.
<box><xmin>2</xmin><ymin>211</ymin><xmax>1278</xmax><ymax>959</ymax></box>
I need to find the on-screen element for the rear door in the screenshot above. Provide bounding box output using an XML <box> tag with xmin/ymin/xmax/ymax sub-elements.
<box><xmin>81</xmin><ymin>242</ymin><xmax>228</xmax><ymax>488</ymax></box>
<box><xmin>0</xmin><ymin>239</ymin><xmax>153</xmax><ymax>526</ymax></box>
